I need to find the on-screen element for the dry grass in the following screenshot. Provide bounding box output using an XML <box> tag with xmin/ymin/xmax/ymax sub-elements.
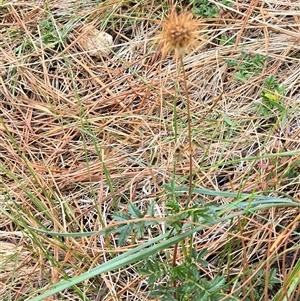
<box><xmin>0</xmin><ymin>0</ymin><xmax>300</xmax><ymax>300</ymax></box>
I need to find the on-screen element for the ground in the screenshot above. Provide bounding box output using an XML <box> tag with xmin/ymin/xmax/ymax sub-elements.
<box><xmin>0</xmin><ymin>1</ymin><xmax>299</xmax><ymax>300</ymax></box>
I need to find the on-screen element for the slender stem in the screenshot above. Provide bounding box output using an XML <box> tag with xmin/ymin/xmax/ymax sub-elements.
<box><xmin>172</xmin><ymin>56</ymin><xmax>194</xmax><ymax>298</ymax></box>
<box><xmin>180</xmin><ymin>55</ymin><xmax>193</xmax><ymax>206</ymax></box>
<box><xmin>173</xmin><ymin>62</ymin><xmax>180</xmax><ymax>176</ymax></box>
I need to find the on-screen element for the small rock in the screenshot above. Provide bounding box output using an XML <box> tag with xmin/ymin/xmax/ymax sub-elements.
<box><xmin>78</xmin><ymin>26</ymin><xmax>113</xmax><ymax>58</ymax></box>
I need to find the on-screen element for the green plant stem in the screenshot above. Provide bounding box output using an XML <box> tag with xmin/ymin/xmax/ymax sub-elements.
<box><xmin>180</xmin><ymin>55</ymin><xmax>193</xmax><ymax>206</ymax></box>
<box><xmin>170</xmin><ymin>55</ymin><xmax>194</xmax><ymax>298</ymax></box>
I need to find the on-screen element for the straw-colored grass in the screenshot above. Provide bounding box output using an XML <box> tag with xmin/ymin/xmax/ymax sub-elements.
<box><xmin>0</xmin><ymin>0</ymin><xmax>299</xmax><ymax>300</ymax></box>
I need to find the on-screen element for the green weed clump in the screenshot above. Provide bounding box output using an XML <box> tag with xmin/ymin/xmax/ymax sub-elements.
<box><xmin>258</xmin><ymin>75</ymin><xmax>286</xmax><ymax>117</ymax></box>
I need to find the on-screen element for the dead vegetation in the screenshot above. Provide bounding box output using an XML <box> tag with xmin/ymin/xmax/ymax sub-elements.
<box><xmin>0</xmin><ymin>0</ymin><xmax>300</xmax><ymax>300</ymax></box>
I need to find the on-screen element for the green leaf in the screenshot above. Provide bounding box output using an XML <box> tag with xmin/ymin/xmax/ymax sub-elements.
<box><xmin>112</xmin><ymin>211</ymin><xmax>130</xmax><ymax>221</ymax></box>
<box><xmin>221</xmin><ymin>113</ymin><xmax>234</xmax><ymax>126</ymax></box>
<box><xmin>128</xmin><ymin>203</ymin><xmax>143</xmax><ymax>218</ymax></box>
<box><xmin>208</xmin><ymin>276</ymin><xmax>226</xmax><ymax>293</ymax></box>
<box><xmin>118</xmin><ymin>224</ymin><xmax>132</xmax><ymax>246</ymax></box>
<box><xmin>273</xmin><ymin>257</ymin><xmax>300</xmax><ymax>301</ymax></box>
